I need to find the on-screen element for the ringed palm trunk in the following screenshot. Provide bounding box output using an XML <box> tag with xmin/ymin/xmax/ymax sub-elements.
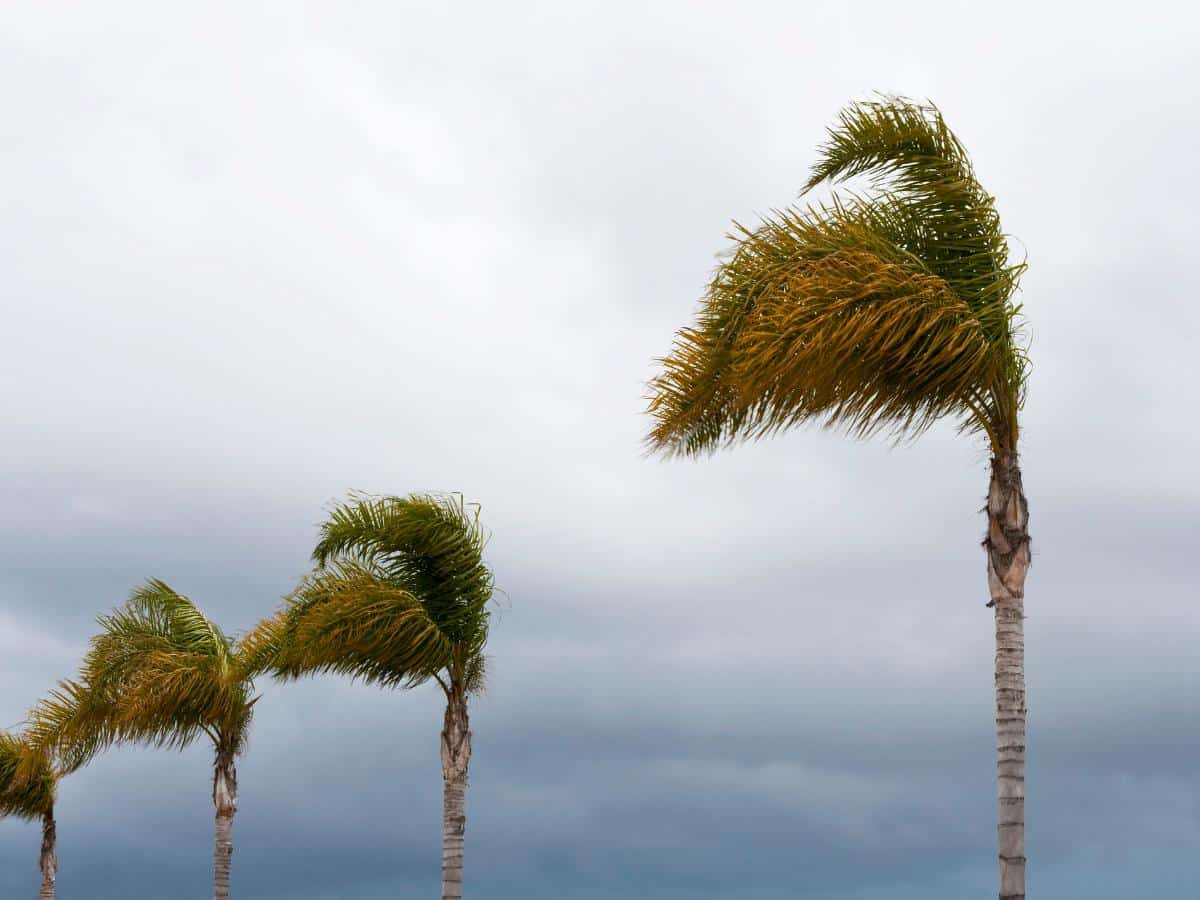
<box><xmin>39</xmin><ymin>807</ymin><xmax>56</xmax><ymax>900</ymax></box>
<box><xmin>213</xmin><ymin>751</ymin><xmax>238</xmax><ymax>900</ymax></box>
<box><xmin>440</xmin><ymin>693</ymin><xmax>471</xmax><ymax>900</ymax></box>
<box><xmin>986</xmin><ymin>453</ymin><xmax>1030</xmax><ymax>900</ymax></box>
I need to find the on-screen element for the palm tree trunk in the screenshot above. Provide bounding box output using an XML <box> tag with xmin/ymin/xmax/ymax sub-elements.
<box><xmin>39</xmin><ymin>807</ymin><xmax>56</xmax><ymax>900</ymax></box>
<box><xmin>440</xmin><ymin>693</ymin><xmax>471</xmax><ymax>900</ymax></box>
<box><xmin>212</xmin><ymin>751</ymin><xmax>238</xmax><ymax>900</ymax></box>
<box><xmin>986</xmin><ymin>452</ymin><xmax>1030</xmax><ymax>900</ymax></box>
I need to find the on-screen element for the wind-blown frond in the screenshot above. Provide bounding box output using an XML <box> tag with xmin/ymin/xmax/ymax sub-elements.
<box><xmin>314</xmin><ymin>494</ymin><xmax>492</xmax><ymax>648</ymax></box>
<box><xmin>804</xmin><ymin>97</ymin><xmax>970</xmax><ymax>192</ymax></box>
<box><xmin>266</xmin><ymin>561</ymin><xmax>455</xmax><ymax>689</ymax></box>
<box><xmin>24</xmin><ymin>679</ymin><xmax>116</xmax><ymax>775</ymax></box>
<box><xmin>729</xmin><ymin>250</ymin><xmax>1000</xmax><ymax>440</ymax></box>
<box><xmin>803</xmin><ymin>99</ymin><xmax>1025</xmax><ymax>360</ymax></box>
<box><xmin>0</xmin><ymin>732</ymin><xmax>55</xmax><ymax>820</ymax></box>
<box><xmin>647</xmin><ymin>96</ymin><xmax>1026</xmax><ymax>456</ymax></box>
<box><xmin>237</xmin><ymin>614</ymin><xmax>287</xmax><ymax>680</ymax></box>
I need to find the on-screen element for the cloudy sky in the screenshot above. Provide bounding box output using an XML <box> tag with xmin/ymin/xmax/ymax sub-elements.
<box><xmin>1</xmin><ymin>2</ymin><xmax>1197</xmax><ymax>897</ymax></box>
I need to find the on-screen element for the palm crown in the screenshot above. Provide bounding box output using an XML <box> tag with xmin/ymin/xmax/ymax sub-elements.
<box><xmin>0</xmin><ymin>731</ymin><xmax>63</xmax><ymax>899</ymax></box>
<box><xmin>0</xmin><ymin>733</ymin><xmax>56</xmax><ymax>822</ymax></box>
<box><xmin>252</xmin><ymin>492</ymin><xmax>493</xmax><ymax>692</ymax></box>
<box><xmin>29</xmin><ymin>581</ymin><xmax>257</xmax><ymax>764</ymax></box>
<box><xmin>647</xmin><ymin>97</ymin><xmax>1026</xmax><ymax>457</ymax></box>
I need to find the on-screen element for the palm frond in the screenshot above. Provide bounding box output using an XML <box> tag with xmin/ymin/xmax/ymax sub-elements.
<box><xmin>24</xmin><ymin>679</ymin><xmax>117</xmax><ymax>774</ymax></box>
<box><xmin>802</xmin><ymin>97</ymin><xmax>1025</xmax><ymax>343</ymax></box>
<box><xmin>314</xmin><ymin>494</ymin><xmax>493</xmax><ymax>648</ymax></box>
<box><xmin>237</xmin><ymin>613</ymin><xmax>287</xmax><ymax>680</ymax></box>
<box><xmin>729</xmin><ymin>249</ymin><xmax>1001</xmax><ymax>440</ymax></box>
<box><xmin>108</xmin><ymin>579</ymin><xmax>235</xmax><ymax>669</ymax></box>
<box><xmin>803</xmin><ymin>96</ymin><xmax>969</xmax><ymax>193</ymax></box>
<box><xmin>268</xmin><ymin>561</ymin><xmax>455</xmax><ymax>689</ymax></box>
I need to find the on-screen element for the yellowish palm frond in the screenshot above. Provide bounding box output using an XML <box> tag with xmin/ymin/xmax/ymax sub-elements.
<box><xmin>266</xmin><ymin>561</ymin><xmax>455</xmax><ymax>690</ymax></box>
<box><xmin>730</xmin><ymin>250</ymin><xmax>1001</xmax><ymax>441</ymax></box>
<box><xmin>24</xmin><ymin>679</ymin><xmax>117</xmax><ymax>776</ymax></box>
<box><xmin>237</xmin><ymin>613</ymin><xmax>288</xmax><ymax>680</ymax></box>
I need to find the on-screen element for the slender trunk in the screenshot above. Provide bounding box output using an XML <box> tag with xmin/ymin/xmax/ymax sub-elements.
<box><xmin>212</xmin><ymin>751</ymin><xmax>238</xmax><ymax>900</ymax></box>
<box><xmin>440</xmin><ymin>692</ymin><xmax>471</xmax><ymax>900</ymax></box>
<box><xmin>985</xmin><ymin>453</ymin><xmax>1030</xmax><ymax>900</ymax></box>
<box><xmin>39</xmin><ymin>807</ymin><xmax>56</xmax><ymax>900</ymax></box>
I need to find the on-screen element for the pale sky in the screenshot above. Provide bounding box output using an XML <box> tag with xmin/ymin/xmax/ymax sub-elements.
<box><xmin>2</xmin><ymin>2</ymin><xmax>1198</xmax><ymax>898</ymax></box>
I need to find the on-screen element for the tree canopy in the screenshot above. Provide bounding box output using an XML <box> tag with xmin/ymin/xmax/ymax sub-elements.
<box><xmin>646</xmin><ymin>97</ymin><xmax>1027</xmax><ymax>458</ymax></box>
<box><xmin>248</xmin><ymin>493</ymin><xmax>493</xmax><ymax>692</ymax></box>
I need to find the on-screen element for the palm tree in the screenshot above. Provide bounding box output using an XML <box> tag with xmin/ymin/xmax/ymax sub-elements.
<box><xmin>0</xmin><ymin>732</ymin><xmax>62</xmax><ymax>899</ymax></box>
<box><xmin>646</xmin><ymin>97</ymin><xmax>1030</xmax><ymax>899</ymax></box>
<box><xmin>249</xmin><ymin>493</ymin><xmax>494</xmax><ymax>900</ymax></box>
<box><xmin>29</xmin><ymin>581</ymin><xmax>260</xmax><ymax>900</ymax></box>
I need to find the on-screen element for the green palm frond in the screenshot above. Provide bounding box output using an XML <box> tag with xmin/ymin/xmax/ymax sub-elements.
<box><xmin>267</xmin><ymin>561</ymin><xmax>455</xmax><ymax>689</ymax></box>
<box><xmin>647</xmin><ymin>96</ymin><xmax>1026</xmax><ymax>456</ymax></box>
<box><xmin>120</xmin><ymin>579</ymin><xmax>236</xmax><ymax>666</ymax></box>
<box><xmin>804</xmin><ymin>98</ymin><xmax>1025</xmax><ymax>339</ymax></box>
<box><xmin>314</xmin><ymin>493</ymin><xmax>492</xmax><ymax>647</ymax></box>
<box><xmin>803</xmin><ymin>96</ymin><xmax>970</xmax><ymax>194</ymax></box>
<box><xmin>0</xmin><ymin>732</ymin><xmax>55</xmax><ymax>820</ymax></box>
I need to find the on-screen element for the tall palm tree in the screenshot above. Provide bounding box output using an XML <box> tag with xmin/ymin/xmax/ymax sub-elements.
<box><xmin>646</xmin><ymin>97</ymin><xmax>1030</xmax><ymax>899</ymax></box>
<box><xmin>249</xmin><ymin>493</ymin><xmax>494</xmax><ymax>900</ymax></box>
<box><xmin>29</xmin><ymin>581</ymin><xmax>260</xmax><ymax>900</ymax></box>
<box><xmin>0</xmin><ymin>732</ymin><xmax>62</xmax><ymax>899</ymax></box>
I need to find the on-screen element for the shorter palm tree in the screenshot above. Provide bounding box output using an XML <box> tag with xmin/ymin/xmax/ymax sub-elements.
<box><xmin>248</xmin><ymin>493</ymin><xmax>494</xmax><ymax>900</ymax></box>
<box><xmin>0</xmin><ymin>731</ymin><xmax>64</xmax><ymax>900</ymax></box>
<box><xmin>29</xmin><ymin>581</ymin><xmax>261</xmax><ymax>900</ymax></box>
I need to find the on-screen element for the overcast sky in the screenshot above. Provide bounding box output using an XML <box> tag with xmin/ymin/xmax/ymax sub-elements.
<box><xmin>1</xmin><ymin>2</ymin><xmax>1197</xmax><ymax>898</ymax></box>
